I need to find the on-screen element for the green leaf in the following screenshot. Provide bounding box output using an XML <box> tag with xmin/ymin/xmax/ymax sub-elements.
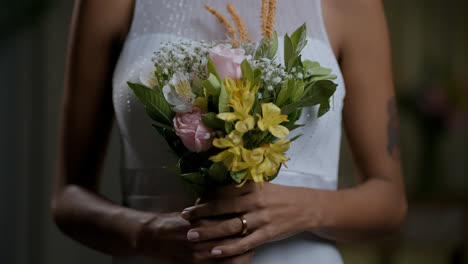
<box><xmin>181</xmin><ymin>172</ymin><xmax>205</xmax><ymax>185</ymax></box>
<box><xmin>240</xmin><ymin>59</ymin><xmax>254</xmax><ymax>82</ymax></box>
<box><xmin>276</xmin><ymin>79</ymin><xmax>304</xmax><ymax>107</ymax></box>
<box><xmin>276</xmin><ymin>80</ymin><xmax>290</xmax><ymax>107</ymax></box>
<box><xmin>254</xmin><ymin>38</ymin><xmax>268</xmax><ymax>59</ymax></box>
<box><xmin>218</xmin><ymin>83</ymin><xmax>229</xmax><ymax>113</ymax></box>
<box><xmin>268</xmin><ymin>31</ymin><xmax>278</xmax><ymax>59</ymax></box>
<box><xmin>305</xmin><ymin>80</ymin><xmax>337</xmax><ymax>100</ymax></box>
<box><xmin>128</xmin><ymin>82</ymin><xmax>174</xmax><ymax>125</ymax></box>
<box><xmin>207</xmin><ymin>57</ymin><xmax>221</xmax><ymax>82</ymax></box>
<box><xmin>318</xmin><ymin>99</ymin><xmax>331</xmax><ymax>117</ymax></box>
<box><xmin>308</xmin><ymin>67</ymin><xmax>332</xmax><ymax>76</ymax></box>
<box><xmin>152</xmin><ymin>123</ymin><xmax>166</xmax><ymax>138</ymax></box>
<box><xmin>303</xmin><ymin>60</ymin><xmax>320</xmax><ymax>70</ymax></box>
<box><xmin>307</xmin><ymin>74</ymin><xmax>337</xmax><ymax>82</ymax></box>
<box><xmin>253</xmin><ymin>68</ymin><xmax>262</xmax><ymax>80</ymax></box>
<box><xmin>281</xmin><ymin>80</ymin><xmax>337</xmax><ymax>115</ymax></box>
<box><xmin>201</xmin><ymin>112</ymin><xmax>225</xmax><ymax>131</ymax></box>
<box><xmin>254</xmin><ymin>32</ymin><xmax>278</xmax><ymax>60</ymax></box>
<box><xmin>287</xmin><ymin>124</ymin><xmax>305</xmax><ymax>131</ymax></box>
<box><xmin>301</xmin><ymin>80</ymin><xmax>337</xmax><ymax>101</ymax></box>
<box><xmin>290</xmin><ymin>23</ymin><xmax>307</xmax><ymax>54</ymax></box>
<box><xmin>207</xmin><ymin>162</ymin><xmax>228</xmax><ymax>184</ymax></box>
<box><xmin>230</xmin><ymin>170</ymin><xmax>247</xmax><ymax>184</ymax></box>
<box><xmin>251</xmin><ymin>95</ymin><xmax>262</xmax><ymax>117</ymax></box>
<box><xmin>287</xmin><ymin>54</ymin><xmax>303</xmax><ymax>72</ymax></box>
<box><xmin>163</xmin><ymin>165</ymin><xmax>181</xmax><ymax>176</ymax></box>
<box><xmin>151</xmin><ymin>125</ymin><xmax>187</xmax><ymax>157</ymax></box>
<box><xmin>253</xmin><ymin>68</ymin><xmax>263</xmax><ymax>86</ymax></box>
<box><xmin>202</xmin><ymin>73</ymin><xmax>221</xmax><ymax>96</ymax></box>
<box><xmin>191</xmin><ymin>84</ymin><xmax>202</xmax><ymax>97</ymax></box>
<box><xmin>289</xmin><ymin>134</ymin><xmax>303</xmax><ymax>142</ymax></box>
<box><xmin>292</xmin><ymin>80</ymin><xmax>305</xmax><ymax>101</ymax></box>
<box><xmin>281</xmin><ymin>95</ymin><xmax>323</xmax><ymax>114</ymax></box>
<box><xmin>303</xmin><ymin>61</ymin><xmax>332</xmax><ymax>76</ymax></box>
<box><xmin>150</xmin><ymin>120</ymin><xmax>174</xmax><ymax>131</ymax></box>
<box><xmin>303</xmin><ymin>61</ymin><xmax>336</xmax><ymax>83</ymax></box>
<box><xmin>284</xmin><ymin>34</ymin><xmax>294</xmax><ymax>70</ymax></box>
<box><xmin>283</xmin><ymin>108</ymin><xmax>302</xmax><ymax>128</ymax></box>
<box><xmin>301</xmin><ymin>82</ymin><xmax>315</xmax><ymax>98</ymax></box>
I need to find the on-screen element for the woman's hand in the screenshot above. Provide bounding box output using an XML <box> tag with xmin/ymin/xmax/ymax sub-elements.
<box><xmin>180</xmin><ymin>182</ymin><xmax>319</xmax><ymax>258</ymax></box>
<box><xmin>137</xmin><ymin>212</ymin><xmax>254</xmax><ymax>263</ymax></box>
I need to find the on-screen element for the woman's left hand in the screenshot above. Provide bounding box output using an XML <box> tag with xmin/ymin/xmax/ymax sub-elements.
<box><xmin>180</xmin><ymin>181</ymin><xmax>322</xmax><ymax>258</ymax></box>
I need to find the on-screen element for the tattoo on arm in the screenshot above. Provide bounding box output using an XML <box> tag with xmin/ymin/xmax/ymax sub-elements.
<box><xmin>387</xmin><ymin>97</ymin><xmax>401</xmax><ymax>160</ymax></box>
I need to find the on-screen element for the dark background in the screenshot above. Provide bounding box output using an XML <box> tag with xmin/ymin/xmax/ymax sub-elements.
<box><xmin>1</xmin><ymin>1</ymin><xmax>467</xmax><ymax>263</ymax></box>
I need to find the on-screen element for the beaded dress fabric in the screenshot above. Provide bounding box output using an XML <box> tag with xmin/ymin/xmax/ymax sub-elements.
<box><xmin>112</xmin><ymin>0</ymin><xmax>346</xmax><ymax>263</ymax></box>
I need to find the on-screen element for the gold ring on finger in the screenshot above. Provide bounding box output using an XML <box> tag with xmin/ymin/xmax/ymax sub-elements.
<box><xmin>238</xmin><ymin>215</ymin><xmax>248</xmax><ymax>235</ymax></box>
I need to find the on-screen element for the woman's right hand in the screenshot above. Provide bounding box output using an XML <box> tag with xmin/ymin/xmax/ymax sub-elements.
<box><xmin>137</xmin><ymin>212</ymin><xmax>253</xmax><ymax>264</ymax></box>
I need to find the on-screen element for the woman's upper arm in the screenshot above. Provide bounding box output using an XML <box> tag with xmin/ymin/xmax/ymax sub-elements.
<box><xmin>338</xmin><ymin>0</ymin><xmax>403</xmax><ymax>186</ymax></box>
<box><xmin>56</xmin><ymin>0</ymin><xmax>134</xmax><ymax>193</ymax></box>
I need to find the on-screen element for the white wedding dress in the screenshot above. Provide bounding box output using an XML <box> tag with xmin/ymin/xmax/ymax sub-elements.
<box><xmin>112</xmin><ymin>0</ymin><xmax>346</xmax><ymax>263</ymax></box>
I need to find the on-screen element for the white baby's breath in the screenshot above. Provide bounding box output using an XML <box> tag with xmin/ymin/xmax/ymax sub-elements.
<box><xmin>272</xmin><ymin>77</ymin><xmax>282</xmax><ymax>84</ymax></box>
<box><xmin>250</xmin><ymin>57</ymin><xmax>292</xmax><ymax>97</ymax></box>
<box><xmin>152</xmin><ymin>40</ymin><xmax>218</xmax><ymax>84</ymax></box>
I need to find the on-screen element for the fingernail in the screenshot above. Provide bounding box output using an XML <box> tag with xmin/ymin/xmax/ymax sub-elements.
<box><xmin>181</xmin><ymin>210</ymin><xmax>190</xmax><ymax>219</ymax></box>
<box><xmin>211</xmin><ymin>249</ymin><xmax>222</xmax><ymax>256</ymax></box>
<box><xmin>187</xmin><ymin>231</ymin><xmax>199</xmax><ymax>241</ymax></box>
<box><xmin>183</xmin><ymin>206</ymin><xmax>196</xmax><ymax>211</ymax></box>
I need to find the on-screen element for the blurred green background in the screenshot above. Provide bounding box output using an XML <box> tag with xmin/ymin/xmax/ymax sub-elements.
<box><xmin>0</xmin><ymin>0</ymin><xmax>466</xmax><ymax>263</ymax></box>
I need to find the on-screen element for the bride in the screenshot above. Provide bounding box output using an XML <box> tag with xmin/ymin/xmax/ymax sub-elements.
<box><xmin>52</xmin><ymin>0</ymin><xmax>407</xmax><ymax>263</ymax></box>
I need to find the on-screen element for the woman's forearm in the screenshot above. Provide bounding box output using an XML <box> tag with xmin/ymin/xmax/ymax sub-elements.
<box><xmin>51</xmin><ymin>184</ymin><xmax>157</xmax><ymax>256</ymax></box>
<box><xmin>300</xmin><ymin>177</ymin><xmax>407</xmax><ymax>243</ymax></box>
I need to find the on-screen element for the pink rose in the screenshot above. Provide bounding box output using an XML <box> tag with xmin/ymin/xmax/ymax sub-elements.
<box><xmin>173</xmin><ymin>107</ymin><xmax>213</xmax><ymax>152</ymax></box>
<box><xmin>209</xmin><ymin>44</ymin><xmax>252</xmax><ymax>80</ymax></box>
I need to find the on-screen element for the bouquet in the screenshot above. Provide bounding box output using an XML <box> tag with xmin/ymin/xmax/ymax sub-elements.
<box><xmin>127</xmin><ymin>1</ymin><xmax>338</xmax><ymax>197</ymax></box>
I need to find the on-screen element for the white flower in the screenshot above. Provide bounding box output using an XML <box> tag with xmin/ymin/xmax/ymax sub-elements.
<box><xmin>139</xmin><ymin>62</ymin><xmax>158</xmax><ymax>88</ymax></box>
<box><xmin>163</xmin><ymin>72</ymin><xmax>195</xmax><ymax>112</ymax></box>
<box><xmin>272</xmin><ymin>77</ymin><xmax>282</xmax><ymax>84</ymax></box>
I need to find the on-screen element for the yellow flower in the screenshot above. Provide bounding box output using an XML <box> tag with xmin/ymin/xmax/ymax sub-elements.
<box><xmin>209</xmin><ymin>130</ymin><xmax>243</xmax><ymax>170</ymax></box>
<box><xmin>258</xmin><ymin>139</ymin><xmax>290</xmax><ymax>177</ymax></box>
<box><xmin>257</xmin><ymin>103</ymin><xmax>289</xmax><ymax>138</ymax></box>
<box><xmin>217</xmin><ymin>78</ymin><xmax>259</xmax><ymax>133</ymax></box>
<box><xmin>236</xmin><ymin>140</ymin><xmax>289</xmax><ymax>186</ymax></box>
<box><xmin>237</xmin><ymin>147</ymin><xmax>265</xmax><ymax>183</ymax></box>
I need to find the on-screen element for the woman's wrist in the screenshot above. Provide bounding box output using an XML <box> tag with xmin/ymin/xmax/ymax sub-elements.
<box><xmin>130</xmin><ymin>211</ymin><xmax>161</xmax><ymax>255</ymax></box>
<box><xmin>52</xmin><ymin>185</ymin><xmax>166</xmax><ymax>256</ymax></box>
<box><xmin>289</xmin><ymin>186</ymin><xmax>329</xmax><ymax>234</ymax></box>
<box><xmin>298</xmin><ymin>178</ymin><xmax>407</xmax><ymax>242</ymax></box>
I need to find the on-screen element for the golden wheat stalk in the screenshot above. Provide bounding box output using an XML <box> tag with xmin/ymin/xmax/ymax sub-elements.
<box><xmin>260</xmin><ymin>0</ymin><xmax>269</xmax><ymax>38</ymax></box>
<box><xmin>227</xmin><ymin>3</ymin><xmax>250</xmax><ymax>43</ymax></box>
<box><xmin>204</xmin><ymin>3</ymin><xmax>238</xmax><ymax>47</ymax></box>
<box><xmin>265</xmin><ymin>0</ymin><xmax>277</xmax><ymax>39</ymax></box>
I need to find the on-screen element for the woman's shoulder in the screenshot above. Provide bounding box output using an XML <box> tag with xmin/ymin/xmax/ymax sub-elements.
<box><xmin>322</xmin><ymin>0</ymin><xmax>387</xmax><ymax>61</ymax></box>
<box><xmin>73</xmin><ymin>0</ymin><xmax>135</xmax><ymax>44</ymax></box>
